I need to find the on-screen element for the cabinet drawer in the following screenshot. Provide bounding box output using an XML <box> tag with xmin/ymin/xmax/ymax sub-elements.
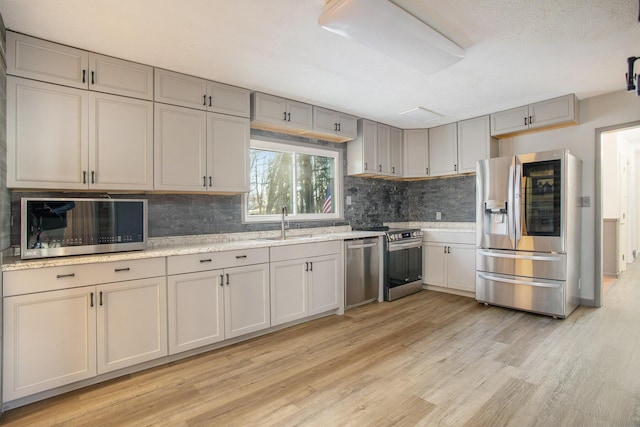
<box><xmin>167</xmin><ymin>248</ymin><xmax>269</xmax><ymax>275</ymax></box>
<box><xmin>423</xmin><ymin>231</ymin><xmax>475</xmax><ymax>245</ymax></box>
<box><xmin>3</xmin><ymin>257</ymin><xmax>166</xmax><ymax>296</ymax></box>
<box><xmin>270</xmin><ymin>240</ymin><xmax>341</xmax><ymax>262</ymax></box>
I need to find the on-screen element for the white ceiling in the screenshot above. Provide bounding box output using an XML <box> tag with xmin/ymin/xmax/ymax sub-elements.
<box><xmin>1</xmin><ymin>0</ymin><xmax>639</xmax><ymax>129</ymax></box>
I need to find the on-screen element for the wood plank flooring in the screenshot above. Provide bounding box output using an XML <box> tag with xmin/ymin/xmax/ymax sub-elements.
<box><xmin>3</xmin><ymin>262</ymin><xmax>640</xmax><ymax>426</ymax></box>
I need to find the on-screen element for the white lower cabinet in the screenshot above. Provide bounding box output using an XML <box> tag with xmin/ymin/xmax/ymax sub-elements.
<box><xmin>167</xmin><ymin>248</ymin><xmax>270</xmax><ymax>355</ymax></box>
<box><xmin>2</xmin><ymin>258</ymin><xmax>167</xmax><ymax>402</ymax></box>
<box><xmin>168</xmin><ymin>270</ymin><xmax>225</xmax><ymax>354</ymax></box>
<box><xmin>3</xmin><ymin>267</ymin><xmax>167</xmax><ymax>401</ymax></box>
<box><xmin>423</xmin><ymin>232</ymin><xmax>476</xmax><ymax>294</ymax></box>
<box><xmin>3</xmin><ymin>287</ymin><xmax>97</xmax><ymax>401</ymax></box>
<box><xmin>96</xmin><ymin>278</ymin><xmax>168</xmax><ymax>374</ymax></box>
<box><xmin>270</xmin><ymin>241</ymin><xmax>342</xmax><ymax>326</ymax></box>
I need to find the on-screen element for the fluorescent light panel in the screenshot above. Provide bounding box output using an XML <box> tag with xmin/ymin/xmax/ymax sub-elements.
<box><xmin>398</xmin><ymin>107</ymin><xmax>442</xmax><ymax>122</ymax></box>
<box><xmin>319</xmin><ymin>0</ymin><xmax>465</xmax><ymax>75</ymax></box>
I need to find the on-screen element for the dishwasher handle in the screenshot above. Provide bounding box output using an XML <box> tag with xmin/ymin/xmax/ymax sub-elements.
<box><xmin>347</xmin><ymin>241</ymin><xmax>379</xmax><ymax>249</ymax></box>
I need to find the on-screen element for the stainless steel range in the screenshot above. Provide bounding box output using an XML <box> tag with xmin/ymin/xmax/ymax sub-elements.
<box><xmin>384</xmin><ymin>228</ymin><xmax>424</xmax><ymax>300</ymax></box>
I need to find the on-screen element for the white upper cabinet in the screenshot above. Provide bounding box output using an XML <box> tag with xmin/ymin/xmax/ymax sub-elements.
<box><xmin>251</xmin><ymin>92</ymin><xmax>313</xmax><ymax>133</ymax></box>
<box><xmin>347</xmin><ymin>119</ymin><xmax>377</xmax><ymax>175</ymax></box>
<box><xmin>491</xmin><ymin>94</ymin><xmax>579</xmax><ymax>137</ymax></box>
<box><xmin>7</xmin><ymin>76</ymin><xmax>153</xmax><ymax>190</ymax></box>
<box><xmin>7</xmin><ymin>32</ymin><xmax>153</xmax><ymax>100</ymax></box>
<box><xmin>376</xmin><ymin>123</ymin><xmax>391</xmax><ymax>175</ymax></box>
<box><xmin>457</xmin><ymin>115</ymin><xmax>498</xmax><ymax>174</ymax></box>
<box><xmin>389</xmin><ymin>127</ymin><xmax>403</xmax><ymax>177</ymax></box>
<box><xmin>88</xmin><ymin>53</ymin><xmax>153</xmax><ymax>100</ymax></box>
<box><xmin>155</xmin><ymin>69</ymin><xmax>250</xmax><ymax>117</ymax></box>
<box><xmin>7</xmin><ymin>31</ymin><xmax>88</xmax><ymax>89</ymax></box>
<box><xmin>403</xmin><ymin>129</ymin><xmax>429</xmax><ymax>178</ymax></box>
<box><xmin>7</xmin><ymin>77</ymin><xmax>89</xmax><ymax>189</ymax></box>
<box><xmin>311</xmin><ymin>106</ymin><xmax>358</xmax><ymax>142</ymax></box>
<box><xmin>154</xmin><ymin>103</ymin><xmax>208</xmax><ymax>191</ymax></box>
<box><xmin>88</xmin><ymin>92</ymin><xmax>154</xmax><ymax>190</ymax></box>
<box><xmin>154</xmin><ymin>104</ymin><xmax>250</xmax><ymax>193</ymax></box>
<box><xmin>428</xmin><ymin>123</ymin><xmax>458</xmax><ymax>176</ymax></box>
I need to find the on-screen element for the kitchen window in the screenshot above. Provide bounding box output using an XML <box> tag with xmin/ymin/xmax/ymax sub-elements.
<box><xmin>244</xmin><ymin>139</ymin><xmax>342</xmax><ymax>222</ymax></box>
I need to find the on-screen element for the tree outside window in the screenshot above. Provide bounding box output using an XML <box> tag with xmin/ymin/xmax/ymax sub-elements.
<box><xmin>245</xmin><ymin>140</ymin><xmax>340</xmax><ymax>222</ymax></box>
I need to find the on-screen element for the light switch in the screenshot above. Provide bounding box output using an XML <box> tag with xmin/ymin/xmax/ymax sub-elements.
<box><xmin>346</xmin><ymin>196</ymin><xmax>352</xmax><ymax>205</ymax></box>
<box><xmin>436</xmin><ymin>212</ymin><xmax>442</xmax><ymax>220</ymax></box>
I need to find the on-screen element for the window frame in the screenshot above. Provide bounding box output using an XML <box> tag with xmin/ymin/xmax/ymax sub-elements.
<box><xmin>243</xmin><ymin>138</ymin><xmax>343</xmax><ymax>223</ymax></box>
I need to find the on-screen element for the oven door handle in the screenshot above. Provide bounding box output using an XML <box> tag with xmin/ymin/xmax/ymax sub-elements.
<box><xmin>388</xmin><ymin>241</ymin><xmax>422</xmax><ymax>251</ymax></box>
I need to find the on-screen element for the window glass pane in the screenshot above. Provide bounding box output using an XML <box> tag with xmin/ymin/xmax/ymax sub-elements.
<box><xmin>296</xmin><ymin>153</ymin><xmax>335</xmax><ymax>214</ymax></box>
<box><xmin>248</xmin><ymin>149</ymin><xmax>293</xmax><ymax>215</ymax></box>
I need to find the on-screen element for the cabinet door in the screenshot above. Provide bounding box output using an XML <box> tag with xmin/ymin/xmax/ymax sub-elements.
<box><xmin>313</xmin><ymin>106</ymin><xmax>338</xmax><ymax>134</ymax></box>
<box><xmin>424</xmin><ymin>243</ymin><xmax>446</xmax><ymax>287</ymax></box>
<box><xmin>3</xmin><ymin>287</ymin><xmax>96</xmax><ymax>401</ymax></box>
<box><xmin>154</xmin><ymin>68</ymin><xmax>207</xmax><ymax>110</ymax></box>
<box><xmin>490</xmin><ymin>105</ymin><xmax>529</xmax><ymax>136</ymax></box>
<box><xmin>206</xmin><ymin>81</ymin><xmax>250</xmax><ymax>118</ymax></box>
<box><xmin>89</xmin><ymin>93</ymin><xmax>153</xmax><ymax>190</ymax></box>
<box><xmin>337</xmin><ymin>112</ymin><xmax>358</xmax><ymax>139</ymax></box>
<box><xmin>7</xmin><ymin>31</ymin><xmax>89</xmax><ymax>89</ymax></box>
<box><xmin>376</xmin><ymin>123</ymin><xmax>391</xmax><ymax>175</ymax></box>
<box><xmin>270</xmin><ymin>259</ymin><xmax>308</xmax><ymax>326</ymax></box>
<box><xmin>457</xmin><ymin>115</ymin><xmax>493</xmax><ymax>174</ymax></box>
<box><xmin>429</xmin><ymin>123</ymin><xmax>458</xmax><ymax>176</ymax></box>
<box><xmin>308</xmin><ymin>254</ymin><xmax>341</xmax><ymax>316</ymax></box>
<box><xmin>7</xmin><ymin>76</ymin><xmax>89</xmax><ymax>189</ymax></box>
<box><xmin>207</xmin><ymin>113</ymin><xmax>250</xmax><ymax>192</ymax></box>
<box><xmin>287</xmin><ymin>100</ymin><xmax>313</xmax><ymax>131</ymax></box>
<box><xmin>154</xmin><ymin>103</ymin><xmax>208</xmax><ymax>191</ymax></box>
<box><xmin>390</xmin><ymin>127</ymin><xmax>403</xmax><ymax>176</ymax></box>
<box><xmin>97</xmin><ymin>277</ymin><xmax>168</xmax><ymax>374</ymax></box>
<box><xmin>168</xmin><ymin>270</ymin><xmax>224</xmax><ymax>355</ymax></box>
<box><xmin>252</xmin><ymin>92</ymin><xmax>288</xmax><ymax>123</ymax></box>
<box><xmin>528</xmin><ymin>94</ymin><xmax>576</xmax><ymax>130</ymax></box>
<box><xmin>224</xmin><ymin>264</ymin><xmax>270</xmax><ymax>339</ymax></box>
<box><xmin>446</xmin><ymin>244</ymin><xmax>476</xmax><ymax>292</ymax></box>
<box><xmin>88</xmin><ymin>53</ymin><xmax>153</xmax><ymax>100</ymax></box>
<box><xmin>403</xmin><ymin>129</ymin><xmax>429</xmax><ymax>177</ymax></box>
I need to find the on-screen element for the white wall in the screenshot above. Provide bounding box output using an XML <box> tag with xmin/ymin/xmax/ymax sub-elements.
<box><xmin>498</xmin><ymin>89</ymin><xmax>640</xmax><ymax>304</ymax></box>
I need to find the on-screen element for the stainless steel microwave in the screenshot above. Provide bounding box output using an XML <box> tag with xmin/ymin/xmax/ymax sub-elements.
<box><xmin>21</xmin><ymin>197</ymin><xmax>148</xmax><ymax>259</ymax></box>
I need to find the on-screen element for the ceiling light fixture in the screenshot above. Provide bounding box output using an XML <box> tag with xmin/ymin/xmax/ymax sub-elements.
<box><xmin>318</xmin><ymin>0</ymin><xmax>465</xmax><ymax>75</ymax></box>
<box><xmin>398</xmin><ymin>107</ymin><xmax>442</xmax><ymax>123</ymax></box>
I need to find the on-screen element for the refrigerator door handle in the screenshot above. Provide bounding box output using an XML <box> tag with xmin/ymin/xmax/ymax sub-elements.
<box><xmin>478</xmin><ymin>250</ymin><xmax>563</xmax><ymax>262</ymax></box>
<box><xmin>477</xmin><ymin>273</ymin><xmax>562</xmax><ymax>289</ymax></box>
<box><xmin>513</xmin><ymin>160</ymin><xmax>523</xmax><ymax>246</ymax></box>
<box><xmin>508</xmin><ymin>163</ymin><xmax>516</xmax><ymax>245</ymax></box>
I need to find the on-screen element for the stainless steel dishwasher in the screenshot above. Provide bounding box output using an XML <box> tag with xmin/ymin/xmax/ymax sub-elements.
<box><xmin>345</xmin><ymin>237</ymin><xmax>380</xmax><ymax>309</ymax></box>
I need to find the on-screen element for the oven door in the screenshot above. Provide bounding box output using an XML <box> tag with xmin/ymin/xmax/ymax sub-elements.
<box><xmin>387</xmin><ymin>240</ymin><xmax>423</xmax><ymax>288</ymax></box>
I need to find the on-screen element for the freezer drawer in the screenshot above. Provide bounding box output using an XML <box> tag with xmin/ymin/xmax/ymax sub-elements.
<box><xmin>476</xmin><ymin>271</ymin><xmax>566</xmax><ymax>317</ymax></box>
<box><xmin>476</xmin><ymin>248</ymin><xmax>566</xmax><ymax>281</ymax></box>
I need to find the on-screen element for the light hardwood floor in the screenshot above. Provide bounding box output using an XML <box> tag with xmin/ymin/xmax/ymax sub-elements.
<box><xmin>3</xmin><ymin>263</ymin><xmax>640</xmax><ymax>426</ymax></box>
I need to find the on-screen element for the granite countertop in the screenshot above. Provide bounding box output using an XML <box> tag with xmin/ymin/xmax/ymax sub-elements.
<box><xmin>1</xmin><ymin>227</ymin><xmax>385</xmax><ymax>272</ymax></box>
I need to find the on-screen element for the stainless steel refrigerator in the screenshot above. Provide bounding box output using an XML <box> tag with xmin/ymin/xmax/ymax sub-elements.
<box><xmin>476</xmin><ymin>149</ymin><xmax>582</xmax><ymax>318</ymax></box>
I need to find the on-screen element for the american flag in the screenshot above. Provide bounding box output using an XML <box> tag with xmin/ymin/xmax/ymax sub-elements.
<box><xmin>322</xmin><ymin>186</ymin><xmax>332</xmax><ymax>213</ymax></box>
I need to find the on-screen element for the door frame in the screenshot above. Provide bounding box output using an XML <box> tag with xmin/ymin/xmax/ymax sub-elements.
<box><xmin>595</xmin><ymin>120</ymin><xmax>640</xmax><ymax>307</ymax></box>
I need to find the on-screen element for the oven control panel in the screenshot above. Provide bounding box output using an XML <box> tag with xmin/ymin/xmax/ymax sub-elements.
<box><xmin>387</xmin><ymin>229</ymin><xmax>423</xmax><ymax>241</ymax></box>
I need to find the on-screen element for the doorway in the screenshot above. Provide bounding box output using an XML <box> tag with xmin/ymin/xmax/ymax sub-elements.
<box><xmin>597</xmin><ymin>122</ymin><xmax>640</xmax><ymax>306</ymax></box>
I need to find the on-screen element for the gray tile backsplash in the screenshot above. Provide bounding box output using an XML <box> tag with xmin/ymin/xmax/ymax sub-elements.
<box><xmin>9</xmin><ymin>130</ymin><xmax>476</xmax><ymax>245</ymax></box>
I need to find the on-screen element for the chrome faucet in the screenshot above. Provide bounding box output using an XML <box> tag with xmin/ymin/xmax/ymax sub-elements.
<box><xmin>281</xmin><ymin>206</ymin><xmax>288</xmax><ymax>239</ymax></box>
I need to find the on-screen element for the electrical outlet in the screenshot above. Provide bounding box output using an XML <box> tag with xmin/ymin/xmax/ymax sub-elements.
<box><xmin>579</xmin><ymin>196</ymin><xmax>590</xmax><ymax>207</ymax></box>
<box><xmin>346</xmin><ymin>196</ymin><xmax>352</xmax><ymax>206</ymax></box>
<box><xmin>436</xmin><ymin>212</ymin><xmax>442</xmax><ymax>220</ymax></box>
